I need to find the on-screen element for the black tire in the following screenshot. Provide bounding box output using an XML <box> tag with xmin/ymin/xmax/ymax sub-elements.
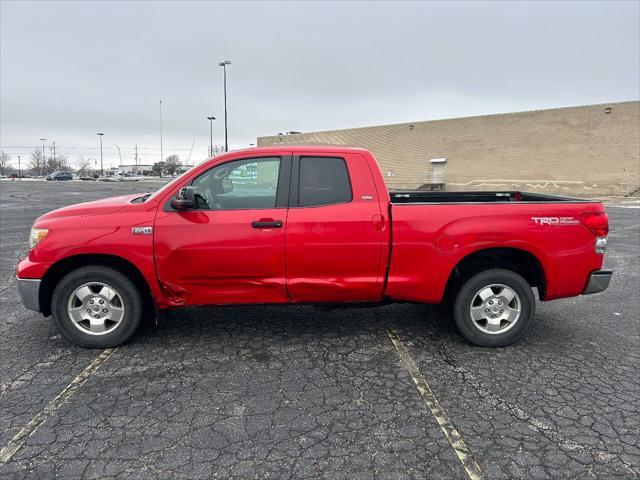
<box><xmin>453</xmin><ymin>269</ymin><xmax>535</xmax><ymax>347</ymax></box>
<box><xmin>52</xmin><ymin>266</ymin><xmax>143</xmax><ymax>348</ymax></box>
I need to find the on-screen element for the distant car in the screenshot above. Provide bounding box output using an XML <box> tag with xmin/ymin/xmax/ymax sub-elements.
<box><xmin>46</xmin><ymin>171</ymin><xmax>73</xmax><ymax>181</ymax></box>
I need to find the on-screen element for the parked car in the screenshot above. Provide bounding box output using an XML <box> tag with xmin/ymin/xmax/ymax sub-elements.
<box><xmin>16</xmin><ymin>146</ymin><xmax>611</xmax><ymax>348</ymax></box>
<box><xmin>46</xmin><ymin>171</ymin><xmax>73</xmax><ymax>181</ymax></box>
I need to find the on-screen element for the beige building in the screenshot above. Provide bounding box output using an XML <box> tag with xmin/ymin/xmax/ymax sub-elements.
<box><xmin>258</xmin><ymin>100</ymin><xmax>640</xmax><ymax>196</ymax></box>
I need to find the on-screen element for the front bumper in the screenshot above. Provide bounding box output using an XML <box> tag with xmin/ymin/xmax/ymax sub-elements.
<box><xmin>583</xmin><ymin>270</ymin><xmax>613</xmax><ymax>295</ymax></box>
<box><xmin>16</xmin><ymin>277</ymin><xmax>41</xmax><ymax>312</ymax></box>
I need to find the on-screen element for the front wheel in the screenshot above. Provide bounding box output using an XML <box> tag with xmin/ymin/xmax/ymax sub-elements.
<box><xmin>52</xmin><ymin>266</ymin><xmax>143</xmax><ymax>348</ymax></box>
<box><xmin>453</xmin><ymin>269</ymin><xmax>535</xmax><ymax>347</ymax></box>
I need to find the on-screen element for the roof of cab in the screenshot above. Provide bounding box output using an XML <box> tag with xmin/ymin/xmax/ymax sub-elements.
<box><xmin>224</xmin><ymin>145</ymin><xmax>370</xmax><ymax>156</ymax></box>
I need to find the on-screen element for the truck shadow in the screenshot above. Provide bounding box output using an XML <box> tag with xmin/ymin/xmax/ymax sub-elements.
<box><xmin>135</xmin><ymin>303</ymin><xmax>462</xmax><ymax>347</ymax></box>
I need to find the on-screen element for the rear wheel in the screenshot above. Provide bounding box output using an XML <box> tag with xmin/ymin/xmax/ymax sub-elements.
<box><xmin>52</xmin><ymin>266</ymin><xmax>143</xmax><ymax>348</ymax></box>
<box><xmin>453</xmin><ymin>269</ymin><xmax>535</xmax><ymax>347</ymax></box>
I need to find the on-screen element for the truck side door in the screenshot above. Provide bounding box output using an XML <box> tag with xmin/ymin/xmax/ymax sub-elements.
<box><xmin>153</xmin><ymin>154</ymin><xmax>291</xmax><ymax>306</ymax></box>
<box><xmin>285</xmin><ymin>152</ymin><xmax>387</xmax><ymax>302</ymax></box>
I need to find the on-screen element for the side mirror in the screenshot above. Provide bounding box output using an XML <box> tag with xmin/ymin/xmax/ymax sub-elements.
<box><xmin>222</xmin><ymin>177</ymin><xmax>233</xmax><ymax>194</ymax></box>
<box><xmin>171</xmin><ymin>186</ymin><xmax>196</xmax><ymax>210</ymax></box>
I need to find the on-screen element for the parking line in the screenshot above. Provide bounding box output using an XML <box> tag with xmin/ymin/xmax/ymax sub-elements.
<box><xmin>436</xmin><ymin>352</ymin><xmax>640</xmax><ymax>477</ymax></box>
<box><xmin>0</xmin><ymin>348</ymin><xmax>116</xmax><ymax>464</ymax></box>
<box><xmin>387</xmin><ymin>329</ymin><xmax>485</xmax><ymax>480</ymax></box>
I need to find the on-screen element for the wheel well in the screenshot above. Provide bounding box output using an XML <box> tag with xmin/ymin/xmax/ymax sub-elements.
<box><xmin>444</xmin><ymin>248</ymin><xmax>546</xmax><ymax>302</ymax></box>
<box><xmin>39</xmin><ymin>254</ymin><xmax>155</xmax><ymax>317</ymax></box>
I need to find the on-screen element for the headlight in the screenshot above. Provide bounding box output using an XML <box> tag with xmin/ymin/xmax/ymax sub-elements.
<box><xmin>29</xmin><ymin>228</ymin><xmax>49</xmax><ymax>249</ymax></box>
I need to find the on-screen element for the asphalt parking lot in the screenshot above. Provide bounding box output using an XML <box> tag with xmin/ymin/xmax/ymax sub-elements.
<box><xmin>0</xmin><ymin>180</ymin><xmax>638</xmax><ymax>480</ymax></box>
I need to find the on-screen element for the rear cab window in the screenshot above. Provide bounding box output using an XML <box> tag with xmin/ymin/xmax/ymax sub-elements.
<box><xmin>298</xmin><ymin>156</ymin><xmax>352</xmax><ymax>207</ymax></box>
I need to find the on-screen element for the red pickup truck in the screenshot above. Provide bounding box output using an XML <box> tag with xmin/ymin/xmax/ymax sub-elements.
<box><xmin>16</xmin><ymin>146</ymin><xmax>611</xmax><ymax>348</ymax></box>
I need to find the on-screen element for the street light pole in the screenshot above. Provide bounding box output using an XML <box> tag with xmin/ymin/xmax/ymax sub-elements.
<box><xmin>207</xmin><ymin>116</ymin><xmax>216</xmax><ymax>157</ymax></box>
<box><xmin>218</xmin><ymin>60</ymin><xmax>231</xmax><ymax>152</ymax></box>
<box><xmin>97</xmin><ymin>133</ymin><xmax>104</xmax><ymax>176</ymax></box>
<box><xmin>159</xmin><ymin>100</ymin><xmax>163</xmax><ymax>163</ymax></box>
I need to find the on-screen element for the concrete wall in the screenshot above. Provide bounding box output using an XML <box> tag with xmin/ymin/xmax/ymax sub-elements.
<box><xmin>258</xmin><ymin>101</ymin><xmax>640</xmax><ymax>196</ymax></box>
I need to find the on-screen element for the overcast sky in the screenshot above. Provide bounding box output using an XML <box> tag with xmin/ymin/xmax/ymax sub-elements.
<box><xmin>1</xmin><ymin>0</ymin><xmax>639</xmax><ymax>168</ymax></box>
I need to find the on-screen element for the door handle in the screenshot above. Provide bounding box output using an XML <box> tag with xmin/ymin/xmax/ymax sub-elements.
<box><xmin>251</xmin><ymin>220</ymin><xmax>283</xmax><ymax>229</ymax></box>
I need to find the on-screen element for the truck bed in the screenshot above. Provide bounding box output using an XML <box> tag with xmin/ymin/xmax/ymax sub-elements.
<box><xmin>389</xmin><ymin>190</ymin><xmax>590</xmax><ymax>204</ymax></box>
<box><xmin>385</xmin><ymin>195</ymin><xmax>606</xmax><ymax>304</ymax></box>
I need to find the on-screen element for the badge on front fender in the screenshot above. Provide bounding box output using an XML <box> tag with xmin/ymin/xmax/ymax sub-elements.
<box><xmin>132</xmin><ymin>226</ymin><xmax>153</xmax><ymax>235</ymax></box>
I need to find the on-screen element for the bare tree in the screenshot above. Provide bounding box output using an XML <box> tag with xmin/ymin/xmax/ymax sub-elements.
<box><xmin>44</xmin><ymin>154</ymin><xmax>69</xmax><ymax>175</ymax></box>
<box><xmin>212</xmin><ymin>144</ymin><xmax>224</xmax><ymax>157</ymax></box>
<box><xmin>164</xmin><ymin>155</ymin><xmax>181</xmax><ymax>177</ymax></box>
<box><xmin>75</xmin><ymin>156</ymin><xmax>93</xmax><ymax>177</ymax></box>
<box><xmin>0</xmin><ymin>151</ymin><xmax>10</xmax><ymax>176</ymax></box>
<box><xmin>30</xmin><ymin>149</ymin><xmax>46</xmax><ymax>176</ymax></box>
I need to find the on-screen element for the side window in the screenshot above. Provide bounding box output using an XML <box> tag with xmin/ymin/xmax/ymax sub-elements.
<box><xmin>191</xmin><ymin>157</ymin><xmax>280</xmax><ymax>210</ymax></box>
<box><xmin>298</xmin><ymin>157</ymin><xmax>352</xmax><ymax>207</ymax></box>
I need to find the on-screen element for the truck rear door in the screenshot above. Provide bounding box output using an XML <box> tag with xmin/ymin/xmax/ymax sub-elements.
<box><xmin>285</xmin><ymin>152</ymin><xmax>388</xmax><ymax>302</ymax></box>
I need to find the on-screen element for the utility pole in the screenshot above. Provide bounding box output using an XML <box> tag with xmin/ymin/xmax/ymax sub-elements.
<box><xmin>17</xmin><ymin>155</ymin><xmax>21</xmax><ymax>179</ymax></box>
<box><xmin>207</xmin><ymin>116</ymin><xmax>216</xmax><ymax>157</ymax></box>
<box><xmin>218</xmin><ymin>60</ymin><xmax>231</xmax><ymax>152</ymax></box>
<box><xmin>97</xmin><ymin>132</ymin><xmax>105</xmax><ymax>176</ymax></box>
<box><xmin>160</xmin><ymin>100</ymin><xmax>163</xmax><ymax>163</ymax></box>
<box><xmin>135</xmin><ymin>144</ymin><xmax>138</xmax><ymax>166</ymax></box>
<box><xmin>52</xmin><ymin>141</ymin><xmax>56</xmax><ymax>161</ymax></box>
<box><xmin>40</xmin><ymin>138</ymin><xmax>46</xmax><ymax>177</ymax></box>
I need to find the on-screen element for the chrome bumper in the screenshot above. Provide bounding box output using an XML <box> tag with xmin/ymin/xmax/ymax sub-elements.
<box><xmin>16</xmin><ymin>277</ymin><xmax>41</xmax><ymax>312</ymax></box>
<box><xmin>583</xmin><ymin>270</ymin><xmax>613</xmax><ymax>295</ymax></box>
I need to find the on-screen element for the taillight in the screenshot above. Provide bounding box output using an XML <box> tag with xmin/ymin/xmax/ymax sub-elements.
<box><xmin>595</xmin><ymin>237</ymin><xmax>608</xmax><ymax>254</ymax></box>
<box><xmin>580</xmin><ymin>212</ymin><xmax>609</xmax><ymax>237</ymax></box>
